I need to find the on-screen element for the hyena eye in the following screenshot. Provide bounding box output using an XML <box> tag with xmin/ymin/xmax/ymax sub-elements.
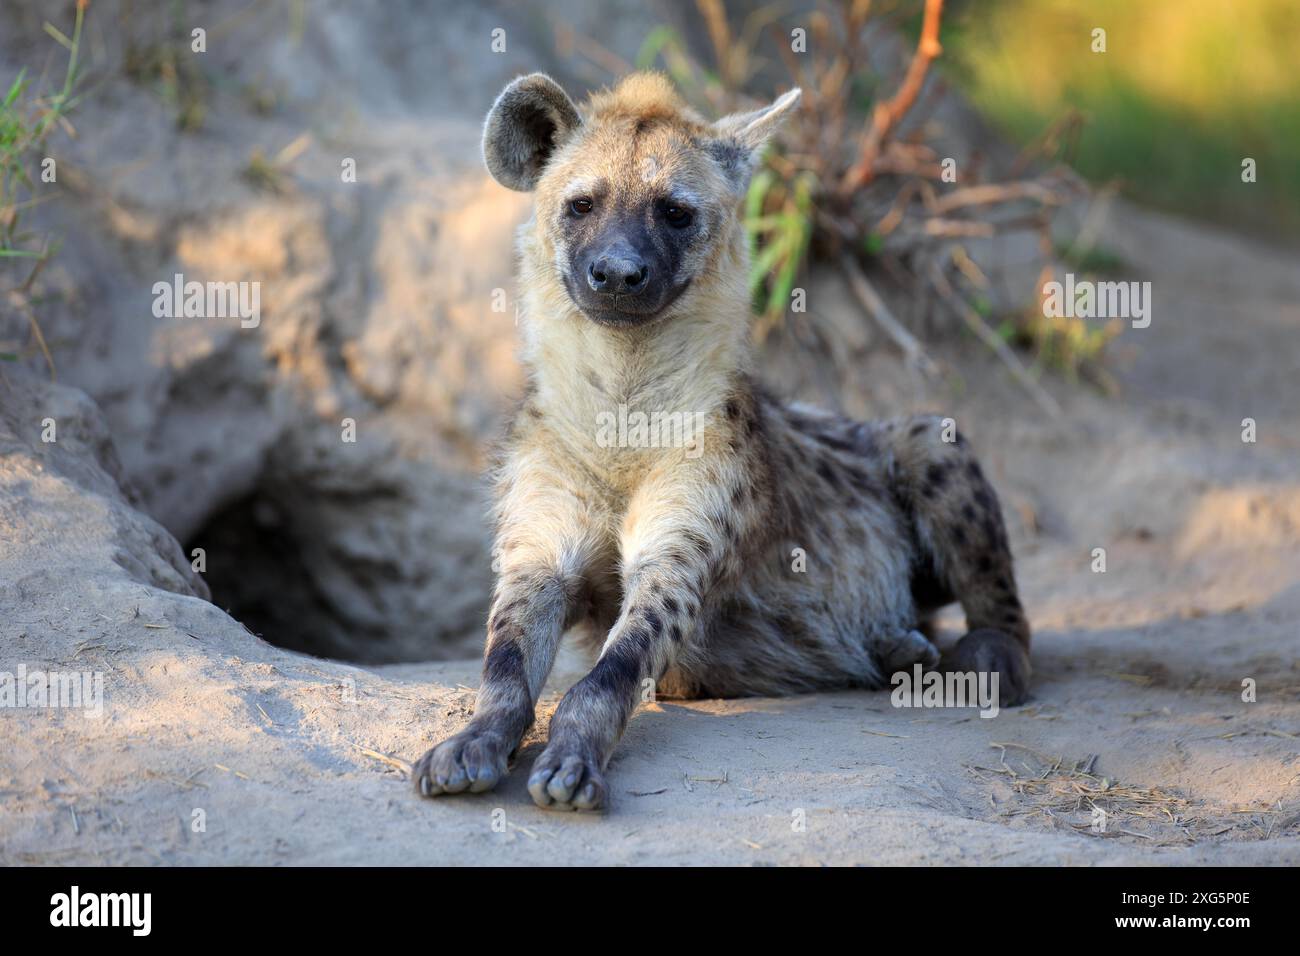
<box><xmin>570</xmin><ymin>197</ymin><xmax>594</xmax><ymax>216</ymax></box>
<box><xmin>663</xmin><ymin>204</ymin><xmax>693</xmax><ymax>228</ymax></box>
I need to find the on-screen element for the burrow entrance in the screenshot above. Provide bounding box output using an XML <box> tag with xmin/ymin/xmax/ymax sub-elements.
<box><xmin>186</xmin><ymin>468</ymin><xmax>493</xmax><ymax>665</ymax></box>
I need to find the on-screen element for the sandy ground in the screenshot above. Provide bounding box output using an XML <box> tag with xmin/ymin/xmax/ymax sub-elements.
<box><xmin>0</xmin><ymin>2</ymin><xmax>1296</xmax><ymax>867</ymax></box>
<box><xmin>2</xmin><ymin>198</ymin><xmax>1298</xmax><ymax>865</ymax></box>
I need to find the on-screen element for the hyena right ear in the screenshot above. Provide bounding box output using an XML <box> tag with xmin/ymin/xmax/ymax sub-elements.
<box><xmin>482</xmin><ymin>73</ymin><xmax>583</xmax><ymax>191</ymax></box>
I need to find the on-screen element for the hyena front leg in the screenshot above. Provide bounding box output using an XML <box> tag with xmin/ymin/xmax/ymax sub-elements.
<box><xmin>412</xmin><ymin>569</ymin><xmax>575</xmax><ymax>797</ymax></box>
<box><xmin>528</xmin><ymin>470</ymin><xmax>740</xmax><ymax>811</ymax></box>
<box><xmin>413</xmin><ymin>458</ymin><xmax>604</xmax><ymax>798</ymax></box>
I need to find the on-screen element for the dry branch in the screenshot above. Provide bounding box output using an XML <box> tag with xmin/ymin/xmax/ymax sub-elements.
<box><xmin>840</xmin><ymin>253</ymin><xmax>937</xmax><ymax>377</ymax></box>
<box><xmin>632</xmin><ymin>0</ymin><xmax>1097</xmax><ymax>390</ymax></box>
<box><xmin>839</xmin><ymin>0</ymin><xmax>946</xmax><ymax>196</ymax></box>
<box><xmin>928</xmin><ymin>181</ymin><xmax>1064</xmax><ymax>215</ymax></box>
<box><xmin>928</xmin><ymin>261</ymin><xmax>1063</xmax><ymax>420</ymax></box>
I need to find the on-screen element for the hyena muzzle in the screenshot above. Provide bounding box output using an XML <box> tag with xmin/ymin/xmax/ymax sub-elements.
<box><xmin>412</xmin><ymin>72</ymin><xmax>1031</xmax><ymax>811</ymax></box>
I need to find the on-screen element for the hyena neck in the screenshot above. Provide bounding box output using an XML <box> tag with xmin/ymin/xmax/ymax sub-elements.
<box><xmin>522</xmin><ymin>295</ymin><xmax>753</xmax><ymax>439</ymax></box>
<box><xmin>523</xmin><ymin>303</ymin><xmax>753</xmax><ymax>460</ymax></box>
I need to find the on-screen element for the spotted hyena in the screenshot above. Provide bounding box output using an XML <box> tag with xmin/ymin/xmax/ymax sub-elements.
<box><xmin>412</xmin><ymin>72</ymin><xmax>1031</xmax><ymax>811</ymax></box>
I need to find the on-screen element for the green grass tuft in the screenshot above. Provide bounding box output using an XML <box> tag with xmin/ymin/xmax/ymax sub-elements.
<box><xmin>1</xmin><ymin>2</ymin><xmax>86</xmax><ymax>373</ymax></box>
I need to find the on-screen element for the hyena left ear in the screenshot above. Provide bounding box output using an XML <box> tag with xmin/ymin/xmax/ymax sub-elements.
<box><xmin>708</xmin><ymin>88</ymin><xmax>802</xmax><ymax>191</ymax></box>
<box><xmin>483</xmin><ymin>73</ymin><xmax>583</xmax><ymax>192</ymax></box>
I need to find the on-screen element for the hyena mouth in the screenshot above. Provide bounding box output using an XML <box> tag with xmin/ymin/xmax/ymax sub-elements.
<box><xmin>563</xmin><ymin>275</ymin><xmax>692</xmax><ymax>328</ymax></box>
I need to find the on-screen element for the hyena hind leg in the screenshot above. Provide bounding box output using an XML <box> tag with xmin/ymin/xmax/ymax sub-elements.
<box><xmin>886</xmin><ymin>416</ymin><xmax>1032</xmax><ymax>705</ymax></box>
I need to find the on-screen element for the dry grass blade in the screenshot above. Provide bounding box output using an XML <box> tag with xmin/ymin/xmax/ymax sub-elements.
<box><xmin>972</xmin><ymin>743</ymin><xmax>1284</xmax><ymax>844</ymax></box>
<box><xmin>348</xmin><ymin>741</ymin><xmax>413</xmax><ymax>776</ymax></box>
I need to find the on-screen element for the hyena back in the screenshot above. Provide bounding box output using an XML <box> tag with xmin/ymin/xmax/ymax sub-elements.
<box><xmin>413</xmin><ymin>72</ymin><xmax>1031</xmax><ymax>811</ymax></box>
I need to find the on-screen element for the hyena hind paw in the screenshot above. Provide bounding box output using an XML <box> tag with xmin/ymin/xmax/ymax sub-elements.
<box><xmin>942</xmin><ymin>628</ymin><xmax>1031</xmax><ymax>707</ymax></box>
<box><xmin>412</xmin><ymin>728</ymin><xmax>513</xmax><ymax>797</ymax></box>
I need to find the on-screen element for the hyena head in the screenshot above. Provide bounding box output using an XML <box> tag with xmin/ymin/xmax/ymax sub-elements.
<box><xmin>483</xmin><ymin>72</ymin><xmax>800</xmax><ymax>328</ymax></box>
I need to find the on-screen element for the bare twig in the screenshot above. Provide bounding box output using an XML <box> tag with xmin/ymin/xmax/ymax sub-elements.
<box><xmin>839</xmin><ymin>0</ymin><xmax>946</xmax><ymax>195</ymax></box>
<box><xmin>1056</xmin><ymin>180</ymin><xmax>1121</xmax><ymax>267</ymax></box>
<box><xmin>922</xmin><ymin>219</ymin><xmax>996</xmax><ymax>239</ymax></box>
<box><xmin>928</xmin><ymin>181</ymin><xmax>1064</xmax><ymax>216</ymax></box>
<box><xmin>840</xmin><ymin>254</ymin><xmax>937</xmax><ymax>377</ymax></box>
<box><xmin>552</xmin><ymin>23</ymin><xmax>633</xmax><ymax>79</ymax></box>
<box><xmin>928</xmin><ymin>261</ymin><xmax>1063</xmax><ymax>420</ymax></box>
<box><xmin>696</xmin><ymin>0</ymin><xmax>736</xmax><ymax>88</ymax></box>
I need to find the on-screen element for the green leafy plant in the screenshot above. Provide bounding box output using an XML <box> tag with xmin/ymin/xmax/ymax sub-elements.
<box><xmin>1018</xmin><ymin>308</ymin><xmax>1121</xmax><ymax>388</ymax></box>
<box><xmin>746</xmin><ymin>168</ymin><xmax>815</xmax><ymax>340</ymax></box>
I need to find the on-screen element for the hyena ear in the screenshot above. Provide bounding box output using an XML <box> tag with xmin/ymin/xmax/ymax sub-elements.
<box><xmin>482</xmin><ymin>73</ymin><xmax>583</xmax><ymax>191</ymax></box>
<box><xmin>707</xmin><ymin>88</ymin><xmax>802</xmax><ymax>190</ymax></box>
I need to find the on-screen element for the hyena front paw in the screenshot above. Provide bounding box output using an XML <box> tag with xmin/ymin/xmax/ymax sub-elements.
<box><xmin>527</xmin><ymin>742</ymin><xmax>607</xmax><ymax>811</ymax></box>
<box><xmin>878</xmin><ymin>628</ymin><xmax>940</xmax><ymax>674</ymax></box>
<box><xmin>943</xmin><ymin>628</ymin><xmax>1031</xmax><ymax>707</ymax></box>
<box><xmin>412</xmin><ymin>728</ymin><xmax>512</xmax><ymax>797</ymax></box>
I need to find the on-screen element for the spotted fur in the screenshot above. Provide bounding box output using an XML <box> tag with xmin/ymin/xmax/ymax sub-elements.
<box><xmin>413</xmin><ymin>73</ymin><xmax>1031</xmax><ymax>811</ymax></box>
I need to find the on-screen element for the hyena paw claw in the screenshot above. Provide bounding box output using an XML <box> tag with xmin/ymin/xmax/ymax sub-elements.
<box><xmin>412</xmin><ymin>729</ymin><xmax>511</xmax><ymax>798</ymax></box>
<box><xmin>527</xmin><ymin>746</ymin><xmax>607</xmax><ymax>811</ymax></box>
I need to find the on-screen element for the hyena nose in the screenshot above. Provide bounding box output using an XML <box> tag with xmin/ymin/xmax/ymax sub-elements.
<box><xmin>588</xmin><ymin>254</ymin><xmax>649</xmax><ymax>295</ymax></box>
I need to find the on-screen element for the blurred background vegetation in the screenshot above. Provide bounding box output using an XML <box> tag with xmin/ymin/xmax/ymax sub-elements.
<box><xmin>627</xmin><ymin>0</ymin><xmax>1296</xmax><ymax>393</ymax></box>
<box><xmin>942</xmin><ymin>0</ymin><xmax>1300</xmax><ymax>239</ymax></box>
